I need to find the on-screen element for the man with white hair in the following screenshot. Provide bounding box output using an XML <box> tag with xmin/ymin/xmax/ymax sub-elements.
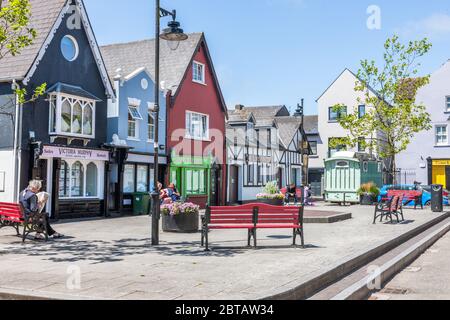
<box><xmin>19</xmin><ymin>180</ymin><xmax>63</xmax><ymax>240</ymax></box>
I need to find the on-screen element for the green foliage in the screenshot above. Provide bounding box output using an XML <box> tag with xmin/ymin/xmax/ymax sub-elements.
<box><xmin>0</xmin><ymin>0</ymin><xmax>36</xmax><ymax>59</ymax></box>
<box><xmin>357</xmin><ymin>182</ymin><xmax>380</xmax><ymax>197</ymax></box>
<box><xmin>262</xmin><ymin>181</ymin><xmax>280</xmax><ymax>195</ymax></box>
<box><xmin>330</xmin><ymin>35</ymin><xmax>433</xmax><ymax>181</ymax></box>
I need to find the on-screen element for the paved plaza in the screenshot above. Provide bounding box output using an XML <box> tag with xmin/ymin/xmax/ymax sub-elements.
<box><xmin>370</xmin><ymin>230</ymin><xmax>450</xmax><ymax>300</ymax></box>
<box><xmin>0</xmin><ymin>204</ymin><xmax>447</xmax><ymax>300</ymax></box>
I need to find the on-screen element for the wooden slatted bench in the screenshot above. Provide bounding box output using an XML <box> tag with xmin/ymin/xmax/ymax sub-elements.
<box><xmin>0</xmin><ymin>202</ymin><xmax>49</xmax><ymax>243</ymax></box>
<box><xmin>389</xmin><ymin>190</ymin><xmax>423</xmax><ymax>210</ymax></box>
<box><xmin>202</xmin><ymin>204</ymin><xmax>305</xmax><ymax>251</ymax></box>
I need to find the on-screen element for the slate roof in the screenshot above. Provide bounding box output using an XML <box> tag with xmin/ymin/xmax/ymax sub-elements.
<box><xmin>100</xmin><ymin>33</ymin><xmax>203</xmax><ymax>96</ymax></box>
<box><xmin>275</xmin><ymin>116</ymin><xmax>303</xmax><ymax>148</ymax></box>
<box><xmin>303</xmin><ymin>115</ymin><xmax>318</xmax><ymax>135</ymax></box>
<box><xmin>228</xmin><ymin>105</ymin><xmax>288</xmax><ymax>127</ymax></box>
<box><xmin>46</xmin><ymin>82</ymin><xmax>102</xmax><ymax>101</ymax></box>
<box><xmin>0</xmin><ymin>0</ymin><xmax>67</xmax><ymax>81</ymax></box>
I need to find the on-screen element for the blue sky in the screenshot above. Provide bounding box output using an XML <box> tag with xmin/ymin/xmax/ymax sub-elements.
<box><xmin>85</xmin><ymin>0</ymin><xmax>450</xmax><ymax>115</ymax></box>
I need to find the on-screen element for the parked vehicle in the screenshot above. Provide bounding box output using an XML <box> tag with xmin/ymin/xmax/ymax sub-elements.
<box><xmin>378</xmin><ymin>185</ymin><xmax>449</xmax><ymax>207</ymax></box>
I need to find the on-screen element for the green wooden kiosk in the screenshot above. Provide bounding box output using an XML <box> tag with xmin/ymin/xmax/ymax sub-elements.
<box><xmin>324</xmin><ymin>151</ymin><xmax>383</xmax><ymax>204</ymax></box>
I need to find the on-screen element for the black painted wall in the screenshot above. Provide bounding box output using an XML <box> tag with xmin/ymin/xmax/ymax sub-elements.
<box><xmin>21</xmin><ymin>7</ymin><xmax>108</xmax><ymax>151</ymax></box>
<box><xmin>17</xmin><ymin>5</ymin><xmax>110</xmax><ymax>191</ymax></box>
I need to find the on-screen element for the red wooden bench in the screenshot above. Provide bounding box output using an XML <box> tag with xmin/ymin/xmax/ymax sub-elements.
<box><xmin>382</xmin><ymin>190</ymin><xmax>423</xmax><ymax>210</ymax></box>
<box><xmin>202</xmin><ymin>204</ymin><xmax>304</xmax><ymax>251</ymax></box>
<box><xmin>0</xmin><ymin>202</ymin><xmax>49</xmax><ymax>242</ymax></box>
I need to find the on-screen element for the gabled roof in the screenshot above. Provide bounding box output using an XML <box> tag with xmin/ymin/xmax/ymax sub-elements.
<box><xmin>303</xmin><ymin>115</ymin><xmax>318</xmax><ymax>135</ymax></box>
<box><xmin>227</xmin><ymin>105</ymin><xmax>289</xmax><ymax>127</ymax></box>
<box><xmin>0</xmin><ymin>0</ymin><xmax>66</xmax><ymax>81</ymax></box>
<box><xmin>101</xmin><ymin>33</ymin><xmax>202</xmax><ymax>94</ymax></box>
<box><xmin>100</xmin><ymin>33</ymin><xmax>228</xmax><ymax>117</ymax></box>
<box><xmin>0</xmin><ymin>0</ymin><xmax>114</xmax><ymax>98</ymax></box>
<box><xmin>274</xmin><ymin>116</ymin><xmax>303</xmax><ymax>148</ymax></box>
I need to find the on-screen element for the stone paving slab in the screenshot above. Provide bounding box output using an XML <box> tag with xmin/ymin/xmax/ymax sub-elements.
<box><xmin>0</xmin><ymin>204</ymin><xmax>447</xmax><ymax>300</ymax></box>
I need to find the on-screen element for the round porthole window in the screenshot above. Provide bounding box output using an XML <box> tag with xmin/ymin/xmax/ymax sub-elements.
<box><xmin>141</xmin><ymin>78</ymin><xmax>149</xmax><ymax>90</ymax></box>
<box><xmin>61</xmin><ymin>35</ymin><xmax>79</xmax><ymax>61</ymax></box>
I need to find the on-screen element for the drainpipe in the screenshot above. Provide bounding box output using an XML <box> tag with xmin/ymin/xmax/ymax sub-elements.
<box><xmin>11</xmin><ymin>80</ymin><xmax>22</xmax><ymax>201</ymax></box>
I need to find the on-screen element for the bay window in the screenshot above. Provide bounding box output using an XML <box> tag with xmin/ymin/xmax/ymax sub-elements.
<box><xmin>186</xmin><ymin>111</ymin><xmax>209</xmax><ymax>140</ymax></box>
<box><xmin>49</xmin><ymin>93</ymin><xmax>96</xmax><ymax>138</ymax></box>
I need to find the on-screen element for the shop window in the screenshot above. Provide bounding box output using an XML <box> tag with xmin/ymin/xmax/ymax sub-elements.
<box><xmin>50</xmin><ymin>94</ymin><xmax>96</xmax><ymax>138</ymax></box>
<box><xmin>59</xmin><ymin>160</ymin><xmax>100</xmax><ymax>199</ymax></box>
<box><xmin>137</xmin><ymin>165</ymin><xmax>148</xmax><ymax>192</ymax></box>
<box><xmin>185</xmin><ymin>168</ymin><xmax>206</xmax><ymax>195</ymax></box>
<box><xmin>186</xmin><ymin>111</ymin><xmax>209</xmax><ymax>140</ymax></box>
<box><xmin>86</xmin><ymin>162</ymin><xmax>98</xmax><ymax>197</ymax></box>
<box><xmin>123</xmin><ymin>164</ymin><xmax>136</xmax><ymax>193</ymax></box>
<box><xmin>71</xmin><ymin>161</ymin><xmax>84</xmax><ymax>197</ymax></box>
<box><xmin>59</xmin><ymin>161</ymin><xmax>70</xmax><ymax>197</ymax></box>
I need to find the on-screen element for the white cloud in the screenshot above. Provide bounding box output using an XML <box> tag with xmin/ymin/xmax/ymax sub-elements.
<box><xmin>396</xmin><ymin>13</ymin><xmax>450</xmax><ymax>39</ymax></box>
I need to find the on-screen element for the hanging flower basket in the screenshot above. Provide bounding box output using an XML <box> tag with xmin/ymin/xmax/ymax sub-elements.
<box><xmin>161</xmin><ymin>202</ymin><xmax>200</xmax><ymax>233</ymax></box>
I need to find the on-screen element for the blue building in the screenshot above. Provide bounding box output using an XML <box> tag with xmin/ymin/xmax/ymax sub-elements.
<box><xmin>101</xmin><ymin>50</ymin><xmax>167</xmax><ymax>213</ymax></box>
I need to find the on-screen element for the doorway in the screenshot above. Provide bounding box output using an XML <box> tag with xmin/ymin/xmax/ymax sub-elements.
<box><xmin>229</xmin><ymin>165</ymin><xmax>239</xmax><ymax>204</ymax></box>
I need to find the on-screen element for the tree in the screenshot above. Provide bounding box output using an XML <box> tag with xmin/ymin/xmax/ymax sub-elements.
<box><xmin>330</xmin><ymin>35</ymin><xmax>432</xmax><ymax>184</ymax></box>
<box><xmin>0</xmin><ymin>0</ymin><xmax>46</xmax><ymax>115</ymax></box>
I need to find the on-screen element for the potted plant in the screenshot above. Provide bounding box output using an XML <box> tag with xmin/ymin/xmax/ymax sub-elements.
<box><xmin>357</xmin><ymin>182</ymin><xmax>380</xmax><ymax>205</ymax></box>
<box><xmin>256</xmin><ymin>181</ymin><xmax>285</xmax><ymax>206</ymax></box>
<box><xmin>161</xmin><ymin>202</ymin><xmax>200</xmax><ymax>233</ymax></box>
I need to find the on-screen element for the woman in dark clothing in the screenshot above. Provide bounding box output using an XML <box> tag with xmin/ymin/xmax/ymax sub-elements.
<box><xmin>19</xmin><ymin>180</ymin><xmax>63</xmax><ymax>240</ymax></box>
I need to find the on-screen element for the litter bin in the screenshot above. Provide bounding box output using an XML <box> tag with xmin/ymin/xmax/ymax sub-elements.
<box><xmin>133</xmin><ymin>192</ymin><xmax>151</xmax><ymax>216</ymax></box>
<box><xmin>431</xmin><ymin>185</ymin><xmax>443</xmax><ymax>213</ymax></box>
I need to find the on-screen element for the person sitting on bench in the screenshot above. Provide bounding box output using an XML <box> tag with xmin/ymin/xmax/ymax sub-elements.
<box><xmin>285</xmin><ymin>183</ymin><xmax>298</xmax><ymax>204</ymax></box>
<box><xmin>19</xmin><ymin>180</ymin><xmax>63</xmax><ymax>240</ymax></box>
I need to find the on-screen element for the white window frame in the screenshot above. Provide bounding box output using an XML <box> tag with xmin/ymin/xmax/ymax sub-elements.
<box><xmin>185</xmin><ymin>110</ymin><xmax>210</xmax><ymax>141</ymax></box>
<box><xmin>48</xmin><ymin>93</ymin><xmax>96</xmax><ymax>139</ymax></box>
<box><xmin>148</xmin><ymin>109</ymin><xmax>155</xmax><ymax>142</ymax></box>
<box><xmin>192</xmin><ymin>61</ymin><xmax>206</xmax><ymax>85</ymax></box>
<box><xmin>446</xmin><ymin>96</ymin><xmax>450</xmax><ymax>113</ymax></box>
<box><xmin>436</xmin><ymin>125</ymin><xmax>448</xmax><ymax>146</ymax></box>
<box><xmin>127</xmin><ymin>107</ymin><xmax>141</xmax><ymax>140</ymax></box>
<box><xmin>59</xmin><ymin>160</ymin><xmax>101</xmax><ymax>199</ymax></box>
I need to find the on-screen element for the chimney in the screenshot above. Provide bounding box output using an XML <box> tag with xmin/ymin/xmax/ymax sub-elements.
<box><xmin>294</xmin><ymin>99</ymin><xmax>304</xmax><ymax>117</ymax></box>
<box><xmin>235</xmin><ymin>104</ymin><xmax>244</xmax><ymax>111</ymax></box>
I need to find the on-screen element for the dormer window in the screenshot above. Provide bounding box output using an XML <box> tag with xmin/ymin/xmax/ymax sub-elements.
<box><xmin>49</xmin><ymin>93</ymin><xmax>96</xmax><ymax>139</ymax></box>
<box><xmin>193</xmin><ymin>61</ymin><xmax>205</xmax><ymax>84</ymax></box>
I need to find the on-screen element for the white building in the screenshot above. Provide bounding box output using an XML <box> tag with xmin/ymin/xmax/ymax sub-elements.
<box><xmin>314</xmin><ymin>68</ymin><xmax>384</xmax><ymax>194</ymax></box>
<box><xmin>396</xmin><ymin>60</ymin><xmax>450</xmax><ymax>189</ymax></box>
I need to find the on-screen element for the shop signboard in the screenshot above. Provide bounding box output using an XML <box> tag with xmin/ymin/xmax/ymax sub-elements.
<box><xmin>41</xmin><ymin>146</ymin><xmax>110</xmax><ymax>161</ymax></box>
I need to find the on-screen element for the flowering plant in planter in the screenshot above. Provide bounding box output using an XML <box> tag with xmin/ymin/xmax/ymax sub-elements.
<box><xmin>161</xmin><ymin>202</ymin><xmax>200</xmax><ymax>216</ymax></box>
<box><xmin>256</xmin><ymin>181</ymin><xmax>285</xmax><ymax>200</ymax></box>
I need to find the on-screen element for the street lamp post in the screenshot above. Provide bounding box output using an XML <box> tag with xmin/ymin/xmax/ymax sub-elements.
<box><xmin>151</xmin><ymin>0</ymin><xmax>188</xmax><ymax>246</ymax></box>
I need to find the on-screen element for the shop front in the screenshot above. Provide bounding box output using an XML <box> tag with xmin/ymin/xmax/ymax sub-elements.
<box><xmin>169</xmin><ymin>155</ymin><xmax>216</xmax><ymax>208</ymax></box>
<box><xmin>429</xmin><ymin>159</ymin><xmax>450</xmax><ymax>190</ymax></box>
<box><xmin>121</xmin><ymin>153</ymin><xmax>167</xmax><ymax>212</ymax></box>
<box><xmin>35</xmin><ymin>145</ymin><xmax>110</xmax><ymax>219</ymax></box>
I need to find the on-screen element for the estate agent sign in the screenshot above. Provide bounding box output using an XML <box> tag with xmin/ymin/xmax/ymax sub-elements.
<box><xmin>41</xmin><ymin>146</ymin><xmax>110</xmax><ymax>161</ymax></box>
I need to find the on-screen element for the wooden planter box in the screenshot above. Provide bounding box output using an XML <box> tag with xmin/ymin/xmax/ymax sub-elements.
<box><xmin>255</xmin><ymin>198</ymin><xmax>285</xmax><ymax>206</ymax></box>
<box><xmin>360</xmin><ymin>194</ymin><xmax>376</xmax><ymax>206</ymax></box>
<box><xmin>162</xmin><ymin>212</ymin><xmax>199</xmax><ymax>233</ymax></box>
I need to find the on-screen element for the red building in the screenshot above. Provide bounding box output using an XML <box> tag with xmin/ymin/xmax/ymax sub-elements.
<box><xmin>166</xmin><ymin>33</ymin><xmax>228</xmax><ymax>208</ymax></box>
